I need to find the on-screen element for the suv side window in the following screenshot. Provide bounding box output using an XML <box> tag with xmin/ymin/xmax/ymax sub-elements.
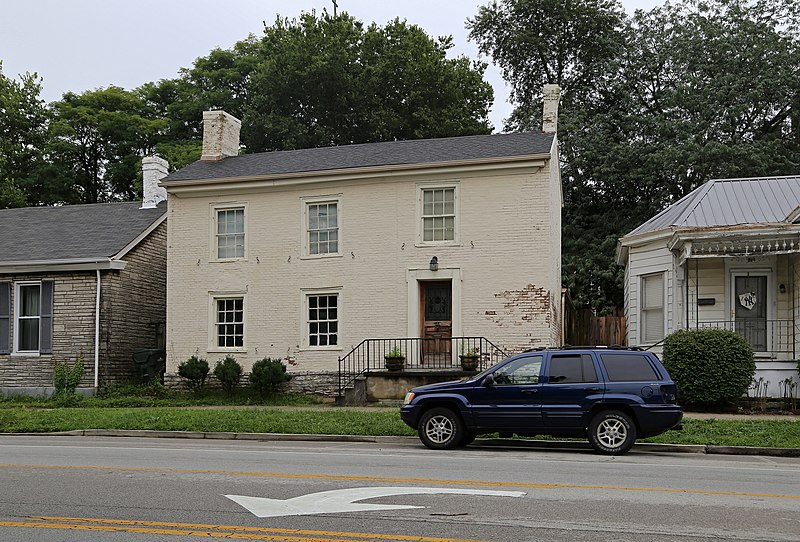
<box><xmin>547</xmin><ymin>354</ymin><xmax>598</xmax><ymax>384</ymax></box>
<box><xmin>493</xmin><ymin>355</ymin><xmax>543</xmax><ymax>385</ymax></box>
<box><xmin>601</xmin><ymin>353</ymin><xmax>660</xmax><ymax>381</ymax></box>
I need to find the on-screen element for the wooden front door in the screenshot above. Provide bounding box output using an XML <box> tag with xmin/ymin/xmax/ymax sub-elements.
<box><xmin>420</xmin><ymin>281</ymin><xmax>452</xmax><ymax>362</ymax></box>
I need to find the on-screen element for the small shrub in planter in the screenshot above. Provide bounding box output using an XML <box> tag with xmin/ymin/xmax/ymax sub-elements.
<box><xmin>214</xmin><ymin>356</ymin><xmax>243</xmax><ymax>394</ymax></box>
<box><xmin>178</xmin><ymin>356</ymin><xmax>210</xmax><ymax>391</ymax></box>
<box><xmin>384</xmin><ymin>346</ymin><xmax>405</xmax><ymax>371</ymax></box>
<box><xmin>249</xmin><ymin>358</ymin><xmax>292</xmax><ymax>396</ymax></box>
<box><xmin>662</xmin><ymin>328</ymin><xmax>755</xmax><ymax>408</ymax></box>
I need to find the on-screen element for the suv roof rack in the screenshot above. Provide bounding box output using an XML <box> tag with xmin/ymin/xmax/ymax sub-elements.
<box><xmin>522</xmin><ymin>345</ymin><xmax>644</xmax><ymax>353</ymax></box>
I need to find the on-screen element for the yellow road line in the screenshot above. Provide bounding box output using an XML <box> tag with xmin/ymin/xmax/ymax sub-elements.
<box><xmin>0</xmin><ymin>518</ymin><xmax>480</xmax><ymax>542</ymax></box>
<box><xmin>30</xmin><ymin>516</ymin><xmax>485</xmax><ymax>542</ymax></box>
<box><xmin>1</xmin><ymin>463</ymin><xmax>798</xmax><ymax>500</ymax></box>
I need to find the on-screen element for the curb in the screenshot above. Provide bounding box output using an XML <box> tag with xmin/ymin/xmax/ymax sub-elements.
<box><xmin>6</xmin><ymin>430</ymin><xmax>798</xmax><ymax>457</ymax></box>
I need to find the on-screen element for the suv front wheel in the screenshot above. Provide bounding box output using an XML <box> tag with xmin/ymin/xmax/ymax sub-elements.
<box><xmin>588</xmin><ymin>410</ymin><xmax>636</xmax><ymax>455</ymax></box>
<box><xmin>418</xmin><ymin>407</ymin><xmax>464</xmax><ymax>450</ymax></box>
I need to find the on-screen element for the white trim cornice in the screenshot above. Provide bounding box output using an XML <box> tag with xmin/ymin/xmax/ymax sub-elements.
<box><xmin>161</xmin><ymin>155</ymin><xmax>550</xmax><ymax>195</ymax></box>
<box><xmin>0</xmin><ymin>259</ymin><xmax>127</xmax><ymax>274</ymax></box>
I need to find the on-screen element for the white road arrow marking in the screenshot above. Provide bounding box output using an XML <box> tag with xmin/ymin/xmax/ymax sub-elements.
<box><xmin>225</xmin><ymin>486</ymin><xmax>526</xmax><ymax>518</ymax></box>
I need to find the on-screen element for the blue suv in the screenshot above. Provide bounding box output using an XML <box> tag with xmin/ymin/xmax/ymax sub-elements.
<box><xmin>400</xmin><ymin>347</ymin><xmax>682</xmax><ymax>455</ymax></box>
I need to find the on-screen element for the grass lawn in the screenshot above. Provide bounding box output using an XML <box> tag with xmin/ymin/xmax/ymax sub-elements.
<box><xmin>0</xmin><ymin>402</ymin><xmax>798</xmax><ymax>448</ymax></box>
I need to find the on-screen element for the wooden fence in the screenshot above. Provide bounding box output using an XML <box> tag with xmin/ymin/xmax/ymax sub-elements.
<box><xmin>562</xmin><ymin>295</ymin><xmax>626</xmax><ymax>346</ymax></box>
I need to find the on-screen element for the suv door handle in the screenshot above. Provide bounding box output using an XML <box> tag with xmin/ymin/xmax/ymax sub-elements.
<box><xmin>588</xmin><ymin>387</ymin><xmax>602</xmax><ymax>392</ymax></box>
<box><xmin>521</xmin><ymin>389</ymin><xmax>539</xmax><ymax>394</ymax></box>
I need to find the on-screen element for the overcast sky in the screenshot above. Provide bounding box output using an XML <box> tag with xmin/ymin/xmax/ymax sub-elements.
<box><xmin>0</xmin><ymin>0</ymin><xmax>661</xmax><ymax>131</ymax></box>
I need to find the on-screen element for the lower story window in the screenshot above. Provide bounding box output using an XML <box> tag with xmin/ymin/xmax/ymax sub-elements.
<box><xmin>16</xmin><ymin>283</ymin><xmax>41</xmax><ymax>352</ymax></box>
<box><xmin>308</xmin><ymin>294</ymin><xmax>338</xmax><ymax>347</ymax></box>
<box><xmin>215</xmin><ymin>297</ymin><xmax>244</xmax><ymax>348</ymax></box>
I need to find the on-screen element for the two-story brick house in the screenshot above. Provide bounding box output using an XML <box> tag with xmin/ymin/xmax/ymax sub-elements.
<box><xmin>161</xmin><ymin>90</ymin><xmax>563</xmax><ymax>400</ymax></box>
<box><xmin>0</xmin><ymin>157</ymin><xmax>169</xmax><ymax>396</ymax></box>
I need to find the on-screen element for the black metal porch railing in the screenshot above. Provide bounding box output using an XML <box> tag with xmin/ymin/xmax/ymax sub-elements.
<box><xmin>693</xmin><ymin>319</ymin><xmax>794</xmax><ymax>355</ymax></box>
<box><xmin>337</xmin><ymin>337</ymin><xmax>508</xmax><ymax>399</ymax></box>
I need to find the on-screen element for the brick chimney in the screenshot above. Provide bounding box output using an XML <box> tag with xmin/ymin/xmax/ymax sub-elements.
<box><xmin>201</xmin><ymin>110</ymin><xmax>241</xmax><ymax>161</ymax></box>
<box><xmin>542</xmin><ymin>84</ymin><xmax>560</xmax><ymax>133</ymax></box>
<box><xmin>141</xmin><ymin>156</ymin><xmax>168</xmax><ymax>209</ymax></box>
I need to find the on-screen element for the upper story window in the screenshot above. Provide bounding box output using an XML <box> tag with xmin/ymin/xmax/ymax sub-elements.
<box><xmin>308</xmin><ymin>201</ymin><xmax>339</xmax><ymax>255</ymax></box>
<box><xmin>641</xmin><ymin>273</ymin><xmax>665</xmax><ymax>343</ymax></box>
<box><xmin>418</xmin><ymin>186</ymin><xmax>458</xmax><ymax>244</ymax></box>
<box><xmin>214</xmin><ymin>205</ymin><xmax>245</xmax><ymax>260</ymax></box>
<box><xmin>423</xmin><ymin>188</ymin><xmax>455</xmax><ymax>241</ymax></box>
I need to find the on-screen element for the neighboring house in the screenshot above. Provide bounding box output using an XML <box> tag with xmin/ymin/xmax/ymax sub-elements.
<box><xmin>617</xmin><ymin>175</ymin><xmax>800</xmax><ymax>396</ymax></box>
<box><xmin>0</xmin><ymin>157</ymin><xmax>169</xmax><ymax>396</ymax></box>
<box><xmin>161</xmin><ymin>87</ymin><xmax>563</xmax><ymax>400</ymax></box>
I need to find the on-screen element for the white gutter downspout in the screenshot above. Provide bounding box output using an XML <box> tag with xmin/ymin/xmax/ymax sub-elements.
<box><xmin>94</xmin><ymin>270</ymin><xmax>101</xmax><ymax>388</ymax></box>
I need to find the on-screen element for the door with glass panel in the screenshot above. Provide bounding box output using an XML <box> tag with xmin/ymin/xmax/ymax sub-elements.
<box><xmin>733</xmin><ymin>274</ymin><xmax>768</xmax><ymax>352</ymax></box>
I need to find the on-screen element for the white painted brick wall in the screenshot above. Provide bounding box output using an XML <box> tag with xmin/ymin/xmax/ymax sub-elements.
<box><xmin>166</xmin><ymin>161</ymin><xmax>561</xmax><ymax>374</ymax></box>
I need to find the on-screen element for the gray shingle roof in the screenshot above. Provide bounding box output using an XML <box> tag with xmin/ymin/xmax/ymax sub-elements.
<box><xmin>627</xmin><ymin>175</ymin><xmax>800</xmax><ymax>237</ymax></box>
<box><xmin>0</xmin><ymin>201</ymin><xmax>166</xmax><ymax>263</ymax></box>
<box><xmin>163</xmin><ymin>131</ymin><xmax>555</xmax><ymax>183</ymax></box>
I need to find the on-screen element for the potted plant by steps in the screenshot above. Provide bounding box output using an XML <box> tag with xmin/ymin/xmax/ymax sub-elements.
<box><xmin>459</xmin><ymin>347</ymin><xmax>480</xmax><ymax>371</ymax></box>
<box><xmin>385</xmin><ymin>346</ymin><xmax>406</xmax><ymax>371</ymax></box>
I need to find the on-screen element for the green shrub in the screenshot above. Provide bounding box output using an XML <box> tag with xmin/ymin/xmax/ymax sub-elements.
<box><xmin>178</xmin><ymin>356</ymin><xmax>210</xmax><ymax>391</ymax></box>
<box><xmin>53</xmin><ymin>355</ymin><xmax>85</xmax><ymax>396</ymax></box>
<box><xmin>213</xmin><ymin>356</ymin><xmax>243</xmax><ymax>394</ymax></box>
<box><xmin>662</xmin><ymin>329</ymin><xmax>755</xmax><ymax>407</ymax></box>
<box><xmin>249</xmin><ymin>358</ymin><xmax>291</xmax><ymax>395</ymax></box>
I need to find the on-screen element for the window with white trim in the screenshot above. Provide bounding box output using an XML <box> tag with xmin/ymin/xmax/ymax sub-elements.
<box><xmin>307</xmin><ymin>293</ymin><xmax>338</xmax><ymax>347</ymax></box>
<box><xmin>214</xmin><ymin>296</ymin><xmax>244</xmax><ymax>348</ymax></box>
<box><xmin>215</xmin><ymin>207</ymin><xmax>245</xmax><ymax>259</ymax></box>
<box><xmin>307</xmin><ymin>201</ymin><xmax>339</xmax><ymax>255</ymax></box>
<box><xmin>15</xmin><ymin>283</ymin><xmax>40</xmax><ymax>352</ymax></box>
<box><xmin>421</xmin><ymin>187</ymin><xmax>456</xmax><ymax>242</ymax></box>
<box><xmin>641</xmin><ymin>273</ymin><xmax>665</xmax><ymax>343</ymax></box>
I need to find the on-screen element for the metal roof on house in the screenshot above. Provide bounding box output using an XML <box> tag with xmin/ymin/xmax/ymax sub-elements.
<box><xmin>162</xmin><ymin>131</ymin><xmax>555</xmax><ymax>183</ymax></box>
<box><xmin>626</xmin><ymin>175</ymin><xmax>800</xmax><ymax>237</ymax></box>
<box><xmin>0</xmin><ymin>201</ymin><xmax>166</xmax><ymax>263</ymax></box>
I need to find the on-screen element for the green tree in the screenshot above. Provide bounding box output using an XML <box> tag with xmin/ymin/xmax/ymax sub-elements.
<box><xmin>45</xmin><ymin>87</ymin><xmax>167</xmax><ymax>203</ymax></box>
<box><xmin>145</xmin><ymin>11</ymin><xmax>493</xmax><ymax>154</ymax></box>
<box><xmin>0</xmin><ymin>62</ymin><xmax>48</xmax><ymax>206</ymax></box>
<box><xmin>471</xmin><ymin>0</ymin><xmax>800</xmax><ymax>313</ymax></box>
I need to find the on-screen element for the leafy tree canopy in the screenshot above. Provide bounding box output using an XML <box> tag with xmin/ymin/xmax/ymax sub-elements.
<box><xmin>0</xmin><ymin>62</ymin><xmax>48</xmax><ymax>207</ymax></box>
<box><xmin>147</xmin><ymin>11</ymin><xmax>494</xmax><ymax>153</ymax></box>
<box><xmin>471</xmin><ymin>0</ymin><xmax>800</xmax><ymax>312</ymax></box>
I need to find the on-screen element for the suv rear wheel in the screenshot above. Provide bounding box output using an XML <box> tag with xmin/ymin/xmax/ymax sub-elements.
<box><xmin>588</xmin><ymin>410</ymin><xmax>636</xmax><ymax>455</ymax></box>
<box><xmin>418</xmin><ymin>407</ymin><xmax>463</xmax><ymax>450</ymax></box>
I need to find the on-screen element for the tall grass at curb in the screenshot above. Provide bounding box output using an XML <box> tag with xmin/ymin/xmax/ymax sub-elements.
<box><xmin>0</xmin><ymin>407</ymin><xmax>798</xmax><ymax>448</ymax></box>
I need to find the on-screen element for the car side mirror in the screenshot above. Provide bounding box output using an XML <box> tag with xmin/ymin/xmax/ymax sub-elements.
<box><xmin>483</xmin><ymin>373</ymin><xmax>496</xmax><ymax>387</ymax></box>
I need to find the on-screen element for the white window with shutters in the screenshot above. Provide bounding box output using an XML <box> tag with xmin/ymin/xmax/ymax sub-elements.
<box><xmin>640</xmin><ymin>272</ymin><xmax>665</xmax><ymax>343</ymax></box>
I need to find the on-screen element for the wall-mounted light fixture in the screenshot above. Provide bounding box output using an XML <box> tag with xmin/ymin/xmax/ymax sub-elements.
<box><xmin>780</xmin><ymin>283</ymin><xmax>786</xmax><ymax>294</ymax></box>
<box><xmin>429</xmin><ymin>256</ymin><xmax>438</xmax><ymax>272</ymax></box>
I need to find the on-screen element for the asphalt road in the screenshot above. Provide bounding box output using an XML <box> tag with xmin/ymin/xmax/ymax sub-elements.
<box><xmin>0</xmin><ymin>435</ymin><xmax>798</xmax><ymax>541</ymax></box>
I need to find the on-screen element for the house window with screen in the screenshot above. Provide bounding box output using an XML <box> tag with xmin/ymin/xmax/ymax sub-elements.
<box><xmin>421</xmin><ymin>187</ymin><xmax>455</xmax><ymax>242</ymax></box>
<box><xmin>215</xmin><ymin>297</ymin><xmax>244</xmax><ymax>348</ymax></box>
<box><xmin>216</xmin><ymin>207</ymin><xmax>245</xmax><ymax>259</ymax></box>
<box><xmin>307</xmin><ymin>201</ymin><xmax>339</xmax><ymax>255</ymax></box>
<box><xmin>307</xmin><ymin>294</ymin><xmax>338</xmax><ymax>347</ymax></box>
<box><xmin>641</xmin><ymin>273</ymin><xmax>665</xmax><ymax>343</ymax></box>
